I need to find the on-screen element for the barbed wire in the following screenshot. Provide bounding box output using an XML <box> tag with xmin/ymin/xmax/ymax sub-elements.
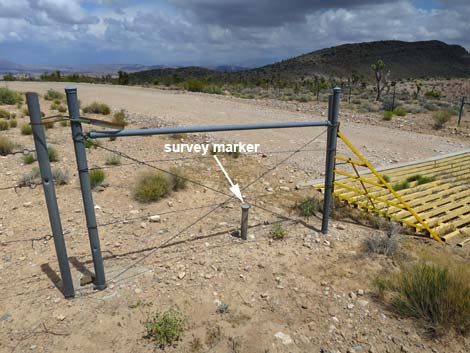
<box><xmin>90</xmin><ymin>128</ymin><xmax>327</xmax><ymax>280</ymax></box>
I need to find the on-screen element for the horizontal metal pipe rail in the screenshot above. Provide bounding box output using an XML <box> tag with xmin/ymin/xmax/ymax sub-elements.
<box><xmin>87</xmin><ymin>120</ymin><xmax>331</xmax><ymax>139</ymax></box>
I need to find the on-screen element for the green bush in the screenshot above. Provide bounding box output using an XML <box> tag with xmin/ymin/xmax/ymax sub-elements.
<box><xmin>202</xmin><ymin>85</ymin><xmax>223</xmax><ymax>95</ymax></box>
<box><xmin>0</xmin><ymin>136</ymin><xmax>14</xmax><ymax>155</ymax></box>
<box><xmin>83</xmin><ymin>102</ymin><xmax>111</xmax><ymax>115</ymax></box>
<box><xmin>168</xmin><ymin>167</ymin><xmax>187</xmax><ymax>191</ymax></box>
<box><xmin>44</xmin><ymin>121</ymin><xmax>54</xmax><ymax>129</ymax></box>
<box><xmin>186</xmin><ymin>79</ymin><xmax>205</xmax><ymax>92</ymax></box>
<box><xmin>112</xmin><ymin>110</ymin><xmax>128</xmax><ymax>126</ymax></box>
<box><xmin>89</xmin><ymin>169</ymin><xmax>105</xmax><ymax>189</ymax></box>
<box><xmin>405</xmin><ymin>174</ymin><xmax>436</xmax><ymax>185</ymax></box>
<box><xmin>0</xmin><ymin>87</ymin><xmax>23</xmax><ymax>105</ymax></box>
<box><xmin>425</xmin><ymin>89</ymin><xmax>441</xmax><ymax>99</ymax></box>
<box><xmin>271</xmin><ymin>223</ymin><xmax>287</xmax><ymax>240</ymax></box>
<box><xmin>383</xmin><ymin>110</ymin><xmax>394</xmax><ymax>120</ymax></box>
<box><xmin>393</xmin><ymin>180</ymin><xmax>410</xmax><ymax>191</ymax></box>
<box><xmin>0</xmin><ymin>108</ymin><xmax>10</xmax><ymax>119</ymax></box>
<box><xmin>48</xmin><ymin>147</ymin><xmax>59</xmax><ymax>162</ymax></box>
<box><xmin>22</xmin><ymin>153</ymin><xmax>36</xmax><ymax>164</ymax></box>
<box><xmin>377</xmin><ymin>261</ymin><xmax>470</xmax><ymax>336</ymax></box>
<box><xmin>145</xmin><ymin>309</ymin><xmax>185</xmax><ymax>349</ymax></box>
<box><xmin>105</xmin><ymin>154</ymin><xmax>121</xmax><ymax>166</ymax></box>
<box><xmin>296</xmin><ymin>197</ymin><xmax>322</xmax><ymax>217</ymax></box>
<box><xmin>134</xmin><ymin>171</ymin><xmax>172</xmax><ymax>202</ymax></box>
<box><xmin>9</xmin><ymin>119</ymin><xmax>17</xmax><ymax>128</ymax></box>
<box><xmin>393</xmin><ymin>107</ymin><xmax>407</xmax><ymax>116</ymax></box>
<box><xmin>58</xmin><ymin>105</ymin><xmax>67</xmax><ymax>113</ymax></box>
<box><xmin>0</xmin><ymin>120</ymin><xmax>9</xmax><ymax>130</ymax></box>
<box><xmin>380</xmin><ymin>174</ymin><xmax>391</xmax><ymax>183</ymax></box>
<box><xmin>432</xmin><ymin>109</ymin><xmax>453</xmax><ymax>129</ymax></box>
<box><xmin>84</xmin><ymin>138</ymin><xmax>101</xmax><ymax>149</ymax></box>
<box><xmin>21</xmin><ymin>124</ymin><xmax>32</xmax><ymax>135</ymax></box>
<box><xmin>44</xmin><ymin>89</ymin><xmax>64</xmax><ymax>101</ymax></box>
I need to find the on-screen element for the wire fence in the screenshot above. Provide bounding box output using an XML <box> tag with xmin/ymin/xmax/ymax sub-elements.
<box><xmin>82</xmin><ymin>128</ymin><xmax>327</xmax><ymax>281</ymax></box>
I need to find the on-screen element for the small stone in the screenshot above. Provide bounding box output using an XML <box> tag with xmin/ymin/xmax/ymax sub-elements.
<box><xmin>178</xmin><ymin>272</ymin><xmax>186</xmax><ymax>279</ymax></box>
<box><xmin>134</xmin><ymin>288</ymin><xmax>142</xmax><ymax>294</ymax></box>
<box><xmin>349</xmin><ymin>292</ymin><xmax>357</xmax><ymax>300</ymax></box>
<box><xmin>260</xmin><ymin>292</ymin><xmax>269</xmax><ymax>299</ymax></box>
<box><xmin>357</xmin><ymin>289</ymin><xmax>364</xmax><ymax>296</ymax></box>
<box><xmin>274</xmin><ymin>332</ymin><xmax>293</xmax><ymax>345</ymax></box>
<box><xmin>56</xmin><ymin>314</ymin><xmax>66</xmax><ymax>321</ymax></box>
<box><xmin>80</xmin><ymin>274</ymin><xmax>94</xmax><ymax>286</ymax></box>
<box><xmin>347</xmin><ymin>303</ymin><xmax>355</xmax><ymax>310</ymax></box>
<box><xmin>148</xmin><ymin>215</ymin><xmax>161</xmax><ymax>222</ymax></box>
<box><xmin>167</xmin><ymin>201</ymin><xmax>174</xmax><ymax>207</ymax></box>
<box><xmin>358</xmin><ymin>300</ymin><xmax>369</xmax><ymax>307</ymax></box>
<box><xmin>279</xmin><ymin>186</ymin><xmax>290</xmax><ymax>191</ymax></box>
<box><xmin>23</xmin><ymin>202</ymin><xmax>33</xmax><ymax>208</ymax></box>
<box><xmin>336</xmin><ymin>224</ymin><xmax>346</xmax><ymax>230</ymax></box>
<box><xmin>140</xmin><ymin>222</ymin><xmax>147</xmax><ymax>229</ymax></box>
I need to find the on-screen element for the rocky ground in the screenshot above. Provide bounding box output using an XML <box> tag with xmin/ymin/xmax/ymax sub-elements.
<box><xmin>0</xmin><ymin>83</ymin><xmax>469</xmax><ymax>353</ymax></box>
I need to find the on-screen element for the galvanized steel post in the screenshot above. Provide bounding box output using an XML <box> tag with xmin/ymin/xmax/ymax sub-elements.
<box><xmin>321</xmin><ymin>87</ymin><xmax>341</xmax><ymax>234</ymax></box>
<box><xmin>240</xmin><ymin>203</ymin><xmax>250</xmax><ymax>240</ymax></box>
<box><xmin>65</xmin><ymin>87</ymin><xmax>106</xmax><ymax>290</ymax></box>
<box><xmin>26</xmin><ymin>92</ymin><xmax>75</xmax><ymax>298</ymax></box>
<box><xmin>458</xmin><ymin>96</ymin><xmax>465</xmax><ymax>127</ymax></box>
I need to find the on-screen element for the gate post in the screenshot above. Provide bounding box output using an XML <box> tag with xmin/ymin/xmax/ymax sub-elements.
<box><xmin>321</xmin><ymin>87</ymin><xmax>341</xmax><ymax>234</ymax></box>
<box><xmin>65</xmin><ymin>86</ymin><xmax>106</xmax><ymax>290</ymax></box>
<box><xmin>26</xmin><ymin>92</ymin><xmax>75</xmax><ymax>298</ymax></box>
<box><xmin>458</xmin><ymin>97</ymin><xmax>465</xmax><ymax>127</ymax></box>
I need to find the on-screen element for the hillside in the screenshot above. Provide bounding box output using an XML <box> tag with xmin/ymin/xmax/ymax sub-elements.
<box><xmin>129</xmin><ymin>40</ymin><xmax>470</xmax><ymax>84</ymax></box>
<box><xmin>241</xmin><ymin>40</ymin><xmax>470</xmax><ymax>81</ymax></box>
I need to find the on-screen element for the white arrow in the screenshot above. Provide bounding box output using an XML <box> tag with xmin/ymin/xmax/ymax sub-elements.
<box><xmin>213</xmin><ymin>155</ymin><xmax>244</xmax><ymax>203</ymax></box>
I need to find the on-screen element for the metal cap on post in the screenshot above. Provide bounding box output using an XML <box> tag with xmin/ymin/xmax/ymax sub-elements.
<box><xmin>321</xmin><ymin>87</ymin><xmax>341</xmax><ymax>234</ymax></box>
<box><xmin>240</xmin><ymin>203</ymin><xmax>250</xmax><ymax>240</ymax></box>
<box><xmin>65</xmin><ymin>86</ymin><xmax>106</xmax><ymax>290</ymax></box>
<box><xmin>26</xmin><ymin>92</ymin><xmax>75</xmax><ymax>298</ymax></box>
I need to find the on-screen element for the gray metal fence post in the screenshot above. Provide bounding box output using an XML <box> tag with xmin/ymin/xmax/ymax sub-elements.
<box><xmin>65</xmin><ymin>86</ymin><xmax>106</xmax><ymax>290</ymax></box>
<box><xmin>321</xmin><ymin>87</ymin><xmax>341</xmax><ymax>234</ymax></box>
<box><xmin>26</xmin><ymin>93</ymin><xmax>75</xmax><ymax>298</ymax></box>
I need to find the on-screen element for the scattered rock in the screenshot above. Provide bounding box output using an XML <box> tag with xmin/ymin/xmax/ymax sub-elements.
<box><xmin>148</xmin><ymin>215</ymin><xmax>161</xmax><ymax>222</ymax></box>
<box><xmin>177</xmin><ymin>272</ymin><xmax>186</xmax><ymax>279</ymax></box>
<box><xmin>56</xmin><ymin>314</ymin><xmax>66</xmax><ymax>321</ymax></box>
<box><xmin>274</xmin><ymin>332</ymin><xmax>293</xmax><ymax>345</ymax></box>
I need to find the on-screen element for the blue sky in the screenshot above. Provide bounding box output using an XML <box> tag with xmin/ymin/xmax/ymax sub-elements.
<box><xmin>0</xmin><ymin>0</ymin><xmax>469</xmax><ymax>67</ymax></box>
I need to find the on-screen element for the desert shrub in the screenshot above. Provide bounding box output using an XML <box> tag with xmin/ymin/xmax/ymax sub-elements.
<box><xmin>186</xmin><ymin>79</ymin><xmax>205</xmax><ymax>92</ymax></box>
<box><xmin>22</xmin><ymin>153</ymin><xmax>36</xmax><ymax>164</ymax></box>
<box><xmin>0</xmin><ymin>136</ymin><xmax>14</xmax><ymax>155</ymax></box>
<box><xmin>47</xmin><ymin>147</ymin><xmax>59</xmax><ymax>162</ymax></box>
<box><xmin>133</xmin><ymin>171</ymin><xmax>172</xmax><ymax>202</ymax></box>
<box><xmin>352</xmin><ymin>98</ymin><xmax>362</xmax><ymax>105</ymax></box>
<box><xmin>9</xmin><ymin>119</ymin><xmax>17</xmax><ymax>128</ymax></box>
<box><xmin>58</xmin><ymin>105</ymin><xmax>67</xmax><ymax>113</ymax></box>
<box><xmin>202</xmin><ymin>85</ymin><xmax>223</xmax><ymax>95</ymax></box>
<box><xmin>60</xmin><ymin>120</ymin><xmax>69</xmax><ymax>127</ymax></box>
<box><xmin>296</xmin><ymin>197</ymin><xmax>322</xmax><ymax>217</ymax></box>
<box><xmin>393</xmin><ymin>180</ymin><xmax>410</xmax><ymax>191</ymax></box>
<box><xmin>50</xmin><ymin>101</ymin><xmax>60</xmax><ymax>110</ymax></box>
<box><xmin>83</xmin><ymin>102</ymin><xmax>111</xmax><ymax>115</ymax></box>
<box><xmin>363</xmin><ymin>234</ymin><xmax>399</xmax><ymax>256</ymax></box>
<box><xmin>112</xmin><ymin>110</ymin><xmax>128</xmax><ymax>126</ymax></box>
<box><xmin>89</xmin><ymin>169</ymin><xmax>105</xmax><ymax>189</ymax></box>
<box><xmin>377</xmin><ymin>260</ymin><xmax>470</xmax><ymax>336</ymax></box>
<box><xmin>406</xmin><ymin>174</ymin><xmax>436</xmax><ymax>185</ymax></box>
<box><xmin>105</xmin><ymin>154</ymin><xmax>121</xmax><ymax>166</ymax></box>
<box><xmin>0</xmin><ymin>87</ymin><xmax>23</xmax><ymax>105</ymax></box>
<box><xmin>0</xmin><ymin>108</ymin><xmax>10</xmax><ymax>119</ymax></box>
<box><xmin>432</xmin><ymin>109</ymin><xmax>453</xmax><ymax>129</ymax></box>
<box><xmin>22</xmin><ymin>106</ymin><xmax>29</xmax><ymax>116</ymax></box>
<box><xmin>216</xmin><ymin>302</ymin><xmax>229</xmax><ymax>314</ymax></box>
<box><xmin>425</xmin><ymin>89</ymin><xmax>441</xmax><ymax>99</ymax></box>
<box><xmin>383</xmin><ymin>111</ymin><xmax>394</xmax><ymax>120</ymax></box>
<box><xmin>84</xmin><ymin>138</ymin><xmax>101</xmax><ymax>149</ymax></box>
<box><xmin>168</xmin><ymin>167</ymin><xmax>187</xmax><ymax>191</ymax></box>
<box><xmin>382</xmin><ymin>98</ymin><xmax>395</xmax><ymax>111</ymax></box>
<box><xmin>52</xmin><ymin>168</ymin><xmax>69</xmax><ymax>185</ymax></box>
<box><xmin>145</xmin><ymin>309</ymin><xmax>185</xmax><ymax>349</ymax></box>
<box><xmin>0</xmin><ymin>120</ymin><xmax>9</xmax><ymax>130</ymax></box>
<box><xmin>21</xmin><ymin>124</ymin><xmax>33</xmax><ymax>135</ymax></box>
<box><xmin>296</xmin><ymin>95</ymin><xmax>310</xmax><ymax>102</ymax></box>
<box><xmin>393</xmin><ymin>107</ymin><xmax>407</xmax><ymax>116</ymax></box>
<box><xmin>44</xmin><ymin>89</ymin><xmax>64</xmax><ymax>101</ymax></box>
<box><xmin>271</xmin><ymin>223</ymin><xmax>287</xmax><ymax>240</ymax></box>
<box><xmin>380</xmin><ymin>174</ymin><xmax>391</xmax><ymax>183</ymax></box>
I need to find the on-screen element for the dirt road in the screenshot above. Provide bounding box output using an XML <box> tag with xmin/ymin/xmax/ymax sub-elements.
<box><xmin>6</xmin><ymin>82</ymin><xmax>469</xmax><ymax>171</ymax></box>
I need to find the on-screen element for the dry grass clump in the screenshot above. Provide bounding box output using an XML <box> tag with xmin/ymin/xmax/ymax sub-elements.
<box><xmin>363</xmin><ymin>234</ymin><xmax>399</xmax><ymax>256</ymax></box>
<box><xmin>0</xmin><ymin>87</ymin><xmax>23</xmax><ymax>105</ymax></box>
<box><xmin>44</xmin><ymin>89</ymin><xmax>65</xmax><ymax>101</ymax></box>
<box><xmin>375</xmin><ymin>253</ymin><xmax>470</xmax><ymax>337</ymax></box>
<box><xmin>0</xmin><ymin>136</ymin><xmax>15</xmax><ymax>155</ymax></box>
<box><xmin>432</xmin><ymin>109</ymin><xmax>453</xmax><ymax>129</ymax></box>
<box><xmin>89</xmin><ymin>169</ymin><xmax>106</xmax><ymax>189</ymax></box>
<box><xmin>0</xmin><ymin>120</ymin><xmax>9</xmax><ymax>130</ymax></box>
<box><xmin>145</xmin><ymin>309</ymin><xmax>185</xmax><ymax>349</ymax></box>
<box><xmin>133</xmin><ymin>168</ymin><xmax>187</xmax><ymax>203</ymax></box>
<box><xmin>19</xmin><ymin>167</ymin><xmax>69</xmax><ymax>186</ymax></box>
<box><xmin>112</xmin><ymin>110</ymin><xmax>128</xmax><ymax>126</ymax></box>
<box><xmin>21</xmin><ymin>124</ymin><xmax>33</xmax><ymax>135</ymax></box>
<box><xmin>83</xmin><ymin>102</ymin><xmax>111</xmax><ymax>115</ymax></box>
<box><xmin>0</xmin><ymin>108</ymin><xmax>11</xmax><ymax>119</ymax></box>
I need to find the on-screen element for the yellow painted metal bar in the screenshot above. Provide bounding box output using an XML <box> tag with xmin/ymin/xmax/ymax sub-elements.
<box><xmin>337</xmin><ymin>130</ymin><xmax>443</xmax><ymax>243</ymax></box>
<box><xmin>335</xmin><ymin>155</ymin><xmax>366</xmax><ymax>167</ymax></box>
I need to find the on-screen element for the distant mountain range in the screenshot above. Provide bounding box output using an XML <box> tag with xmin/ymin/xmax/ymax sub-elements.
<box><xmin>2</xmin><ymin>40</ymin><xmax>469</xmax><ymax>81</ymax></box>
<box><xmin>0</xmin><ymin>59</ymin><xmax>247</xmax><ymax>76</ymax></box>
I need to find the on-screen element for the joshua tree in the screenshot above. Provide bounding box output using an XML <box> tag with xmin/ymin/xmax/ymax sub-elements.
<box><xmin>371</xmin><ymin>59</ymin><xmax>387</xmax><ymax>101</ymax></box>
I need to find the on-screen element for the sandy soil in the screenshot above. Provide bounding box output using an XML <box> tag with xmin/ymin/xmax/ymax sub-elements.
<box><xmin>0</xmin><ymin>83</ymin><xmax>469</xmax><ymax>353</ymax></box>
